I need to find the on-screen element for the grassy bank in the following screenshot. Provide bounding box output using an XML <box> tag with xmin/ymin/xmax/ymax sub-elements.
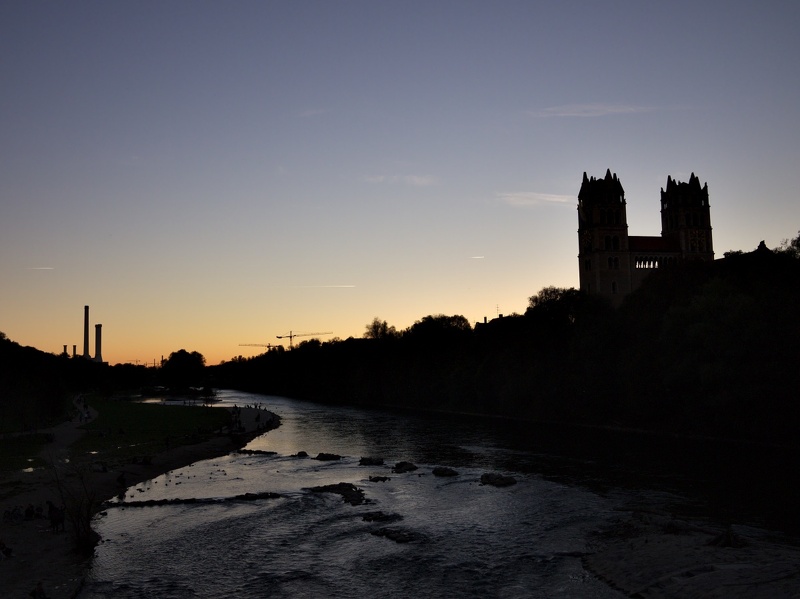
<box><xmin>69</xmin><ymin>398</ymin><xmax>231</xmax><ymax>468</ymax></box>
<box><xmin>0</xmin><ymin>434</ymin><xmax>50</xmax><ymax>473</ymax></box>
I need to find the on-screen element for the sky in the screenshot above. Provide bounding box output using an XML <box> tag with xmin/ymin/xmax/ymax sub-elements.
<box><xmin>2</xmin><ymin>1</ymin><xmax>799</xmax><ymax>366</ymax></box>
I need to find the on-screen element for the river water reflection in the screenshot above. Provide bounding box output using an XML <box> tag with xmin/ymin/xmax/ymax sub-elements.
<box><xmin>79</xmin><ymin>390</ymin><xmax>694</xmax><ymax>598</ymax></box>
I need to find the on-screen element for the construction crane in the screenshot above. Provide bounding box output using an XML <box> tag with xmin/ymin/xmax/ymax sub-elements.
<box><xmin>238</xmin><ymin>343</ymin><xmax>278</xmax><ymax>352</ymax></box>
<box><xmin>276</xmin><ymin>331</ymin><xmax>332</xmax><ymax>348</ymax></box>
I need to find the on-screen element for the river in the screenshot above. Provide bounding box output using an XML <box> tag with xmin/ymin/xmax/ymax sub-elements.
<box><xmin>77</xmin><ymin>390</ymin><xmax>696</xmax><ymax>598</ymax></box>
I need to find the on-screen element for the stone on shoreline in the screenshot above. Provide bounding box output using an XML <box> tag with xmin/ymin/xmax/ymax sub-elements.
<box><xmin>359</xmin><ymin>456</ymin><xmax>384</xmax><ymax>466</ymax></box>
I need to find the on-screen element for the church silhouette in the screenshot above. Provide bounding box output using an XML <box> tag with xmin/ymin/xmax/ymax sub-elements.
<box><xmin>577</xmin><ymin>169</ymin><xmax>714</xmax><ymax>305</ymax></box>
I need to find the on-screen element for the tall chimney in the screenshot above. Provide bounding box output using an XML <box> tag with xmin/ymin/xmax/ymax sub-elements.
<box><xmin>83</xmin><ymin>306</ymin><xmax>90</xmax><ymax>358</ymax></box>
<box><xmin>72</xmin><ymin>344</ymin><xmax>77</xmax><ymax>358</ymax></box>
<box><xmin>94</xmin><ymin>324</ymin><xmax>103</xmax><ymax>363</ymax></box>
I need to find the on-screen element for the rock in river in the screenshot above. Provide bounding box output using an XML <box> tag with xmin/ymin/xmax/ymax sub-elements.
<box><xmin>392</xmin><ymin>461</ymin><xmax>418</xmax><ymax>473</ymax></box>
<box><xmin>480</xmin><ymin>472</ymin><xmax>517</xmax><ymax>487</ymax></box>
<box><xmin>309</xmin><ymin>482</ymin><xmax>366</xmax><ymax>506</ymax></box>
<box><xmin>315</xmin><ymin>453</ymin><xmax>342</xmax><ymax>461</ymax></box>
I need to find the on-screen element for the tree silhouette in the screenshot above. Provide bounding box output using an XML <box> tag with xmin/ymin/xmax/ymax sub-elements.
<box><xmin>364</xmin><ymin>317</ymin><xmax>398</xmax><ymax>340</ymax></box>
<box><xmin>160</xmin><ymin>349</ymin><xmax>206</xmax><ymax>390</ymax></box>
<box><xmin>777</xmin><ymin>230</ymin><xmax>800</xmax><ymax>259</ymax></box>
<box><xmin>527</xmin><ymin>286</ymin><xmax>581</xmax><ymax>312</ymax></box>
<box><xmin>405</xmin><ymin>314</ymin><xmax>471</xmax><ymax>342</ymax></box>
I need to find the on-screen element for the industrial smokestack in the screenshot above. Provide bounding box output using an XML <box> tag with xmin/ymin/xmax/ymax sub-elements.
<box><xmin>72</xmin><ymin>345</ymin><xmax>77</xmax><ymax>358</ymax></box>
<box><xmin>83</xmin><ymin>305</ymin><xmax>90</xmax><ymax>358</ymax></box>
<box><xmin>94</xmin><ymin>324</ymin><xmax>103</xmax><ymax>363</ymax></box>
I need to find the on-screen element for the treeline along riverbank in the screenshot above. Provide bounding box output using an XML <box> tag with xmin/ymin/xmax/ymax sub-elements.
<box><xmin>212</xmin><ymin>247</ymin><xmax>800</xmax><ymax>530</ymax></box>
<box><xmin>214</xmin><ymin>247</ymin><xmax>800</xmax><ymax>447</ymax></box>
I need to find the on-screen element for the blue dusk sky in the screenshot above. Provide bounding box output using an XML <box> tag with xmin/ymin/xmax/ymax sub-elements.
<box><xmin>2</xmin><ymin>1</ymin><xmax>799</xmax><ymax>365</ymax></box>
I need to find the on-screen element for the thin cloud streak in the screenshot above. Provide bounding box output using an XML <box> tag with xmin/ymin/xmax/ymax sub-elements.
<box><xmin>495</xmin><ymin>192</ymin><xmax>573</xmax><ymax>207</ymax></box>
<box><xmin>404</xmin><ymin>175</ymin><xmax>437</xmax><ymax>187</ymax></box>
<box><xmin>290</xmin><ymin>285</ymin><xmax>356</xmax><ymax>288</ymax></box>
<box><xmin>531</xmin><ymin>103</ymin><xmax>655</xmax><ymax>118</ymax></box>
<box><xmin>28</xmin><ymin>267</ymin><xmax>55</xmax><ymax>270</ymax></box>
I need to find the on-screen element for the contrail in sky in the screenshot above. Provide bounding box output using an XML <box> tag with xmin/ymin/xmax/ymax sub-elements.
<box><xmin>292</xmin><ymin>285</ymin><xmax>356</xmax><ymax>288</ymax></box>
<box><xmin>29</xmin><ymin>267</ymin><xmax>54</xmax><ymax>270</ymax></box>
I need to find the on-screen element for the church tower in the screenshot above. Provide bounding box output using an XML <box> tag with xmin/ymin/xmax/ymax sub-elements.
<box><xmin>660</xmin><ymin>173</ymin><xmax>714</xmax><ymax>262</ymax></box>
<box><xmin>577</xmin><ymin>169</ymin><xmax>632</xmax><ymax>303</ymax></box>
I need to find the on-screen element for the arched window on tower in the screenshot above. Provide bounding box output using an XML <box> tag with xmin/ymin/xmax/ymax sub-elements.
<box><xmin>612</xmin><ymin>236</ymin><xmax>620</xmax><ymax>250</ymax></box>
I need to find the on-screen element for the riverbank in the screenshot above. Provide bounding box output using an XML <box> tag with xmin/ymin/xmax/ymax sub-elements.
<box><xmin>0</xmin><ymin>403</ymin><xmax>277</xmax><ymax>599</ymax></box>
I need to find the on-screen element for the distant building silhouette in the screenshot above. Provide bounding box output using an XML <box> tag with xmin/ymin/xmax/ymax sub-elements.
<box><xmin>577</xmin><ymin>170</ymin><xmax>714</xmax><ymax>305</ymax></box>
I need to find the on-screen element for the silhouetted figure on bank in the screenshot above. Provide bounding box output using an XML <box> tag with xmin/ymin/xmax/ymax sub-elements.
<box><xmin>46</xmin><ymin>501</ymin><xmax>64</xmax><ymax>532</ymax></box>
